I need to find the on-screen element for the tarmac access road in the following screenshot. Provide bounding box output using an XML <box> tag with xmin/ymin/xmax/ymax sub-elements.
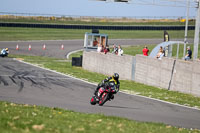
<box><xmin>0</xmin><ymin>38</ymin><xmax>194</xmax><ymax>58</ymax></box>
<box><xmin>0</xmin><ymin>57</ymin><xmax>200</xmax><ymax>130</ymax></box>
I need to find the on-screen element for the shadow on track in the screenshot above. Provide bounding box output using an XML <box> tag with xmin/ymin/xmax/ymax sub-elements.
<box><xmin>103</xmin><ymin>105</ymin><xmax>139</xmax><ymax>110</ymax></box>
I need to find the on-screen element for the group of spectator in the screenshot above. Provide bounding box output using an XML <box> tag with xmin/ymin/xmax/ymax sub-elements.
<box><xmin>155</xmin><ymin>46</ymin><xmax>193</xmax><ymax>60</ymax></box>
<box><xmin>97</xmin><ymin>44</ymin><xmax>123</xmax><ymax>56</ymax></box>
<box><xmin>142</xmin><ymin>45</ymin><xmax>164</xmax><ymax>59</ymax></box>
<box><xmin>97</xmin><ymin>43</ymin><xmax>194</xmax><ymax>61</ymax></box>
<box><xmin>142</xmin><ymin>45</ymin><xmax>193</xmax><ymax>61</ymax></box>
<box><xmin>112</xmin><ymin>44</ymin><xmax>123</xmax><ymax>56</ymax></box>
<box><xmin>97</xmin><ymin>43</ymin><xmax>110</xmax><ymax>54</ymax></box>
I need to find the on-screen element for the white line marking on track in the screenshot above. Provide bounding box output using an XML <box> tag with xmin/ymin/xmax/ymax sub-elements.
<box><xmin>13</xmin><ymin>58</ymin><xmax>97</xmax><ymax>86</ymax></box>
<box><xmin>13</xmin><ymin>58</ymin><xmax>200</xmax><ymax>111</ymax></box>
<box><xmin>66</xmin><ymin>49</ymin><xmax>83</xmax><ymax>59</ymax></box>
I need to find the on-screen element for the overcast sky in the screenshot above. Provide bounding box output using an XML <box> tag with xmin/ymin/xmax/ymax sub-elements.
<box><xmin>1</xmin><ymin>0</ymin><xmax>197</xmax><ymax>18</ymax></box>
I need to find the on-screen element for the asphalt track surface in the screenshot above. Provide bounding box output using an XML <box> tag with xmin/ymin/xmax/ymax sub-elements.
<box><xmin>0</xmin><ymin>38</ymin><xmax>194</xmax><ymax>58</ymax></box>
<box><xmin>1</xmin><ymin>39</ymin><xmax>200</xmax><ymax>130</ymax></box>
<box><xmin>0</xmin><ymin>58</ymin><xmax>200</xmax><ymax>129</ymax></box>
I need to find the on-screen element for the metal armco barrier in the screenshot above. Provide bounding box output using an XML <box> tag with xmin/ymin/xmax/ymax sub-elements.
<box><xmin>0</xmin><ymin>22</ymin><xmax>195</xmax><ymax>30</ymax></box>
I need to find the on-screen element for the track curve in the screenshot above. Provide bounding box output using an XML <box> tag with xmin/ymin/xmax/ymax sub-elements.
<box><xmin>0</xmin><ymin>58</ymin><xmax>200</xmax><ymax>129</ymax></box>
<box><xmin>0</xmin><ymin>38</ymin><xmax>199</xmax><ymax>130</ymax></box>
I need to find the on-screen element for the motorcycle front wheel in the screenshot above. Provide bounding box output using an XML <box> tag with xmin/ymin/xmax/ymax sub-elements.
<box><xmin>90</xmin><ymin>96</ymin><xmax>97</xmax><ymax>105</ymax></box>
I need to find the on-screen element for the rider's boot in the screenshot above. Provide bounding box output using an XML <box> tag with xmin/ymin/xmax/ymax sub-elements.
<box><xmin>110</xmin><ymin>95</ymin><xmax>114</xmax><ymax>100</ymax></box>
<box><xmin>94</xmin><ymin>86</ymin><xmax>100</xmax><ymax>95</ymax></box>
<box><xmin>95</xmin><ymin>96</ymin><xmax>99</xmax><ymax>101</ymax></box>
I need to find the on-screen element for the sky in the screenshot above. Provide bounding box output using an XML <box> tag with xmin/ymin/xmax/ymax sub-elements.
<box><xmin>0</xmin><ymin>0</ymin><xmax>197</xmax><ymax>18</ymax></box>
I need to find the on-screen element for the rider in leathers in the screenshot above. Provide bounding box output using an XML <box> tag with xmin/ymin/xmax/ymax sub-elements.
<box><xmin>0</xmin><ymin>48</ymin><xmax>9</xmax><ymax>57</ymax></box>
<box><xmin>94</xmin><ymin>73</ymin><xmax>120</xmax><ymax>100</ymax></box>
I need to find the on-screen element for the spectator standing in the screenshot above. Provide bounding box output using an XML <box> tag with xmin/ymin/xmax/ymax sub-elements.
<box><xmin>97</xmin><ymin>43</ymin><xmax>102</xmax><ymax>53</ymax></box>
<box><xmin>104</xmin><ymin>45</ymin><xmax>110</xmax><ymax>54</ymax></box>
<box><xmin>184</xmin><ymin>46</ymin><xmax>192</xmax><ymax>61</ymax></box>
<box><xmin>164</xmin><ymin>30</ymin><xmax>170</xmax><ymax>42</ymax></box>
<box><xmin>112</xmin><ymin>44</ymin><xmax>118</xmax><ymax>55</ymax></box>
<box><xmin>118</xmin><ymin>45</ymin><xmax>123</xmax><ymax>56</ymax></box>
<box><xmin>93</xmin><ymin>38</ymin><xmax>98</xmax><ymax>46</ymax></box>
<box><xmin>142</xmin><ymin>46</ymin><xmax>149</xmax><ymax>56</ymax></box>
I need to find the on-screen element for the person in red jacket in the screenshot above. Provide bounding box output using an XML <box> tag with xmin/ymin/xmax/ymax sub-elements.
<box><xmin>142</xmin><ymin>46</ymin><xmax>149</xmax><ymax>56</ymax></box>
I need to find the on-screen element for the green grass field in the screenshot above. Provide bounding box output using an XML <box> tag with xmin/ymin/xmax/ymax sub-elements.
<box><xmin>1</xmin><ymin>101</ymin><xmax>199</xmax><ymax>133</ymax></box>
<box><xmin>0</xmin><ymin>27</ymin><xmax>195</xmax><ymax>41</ymax></box>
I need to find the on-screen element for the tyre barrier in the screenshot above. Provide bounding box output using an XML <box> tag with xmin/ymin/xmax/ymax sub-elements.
<box><xmin>0</xmin><ymin>22</ymin><xmax>195</xmax><ymax>30</ymax></box>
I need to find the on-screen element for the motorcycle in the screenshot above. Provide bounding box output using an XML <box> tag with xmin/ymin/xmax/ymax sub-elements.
<box><xmin>90</xmin><ymin>83</ymin><xmax>117</xmax><ymax>106</ymax></box>
<box><xmin>0</xmin><ymin>49</ymin><xmax>9</xmax><ymax>57</ymax></box>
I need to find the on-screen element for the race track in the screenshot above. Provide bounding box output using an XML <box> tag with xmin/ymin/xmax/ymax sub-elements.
<box><xmin>0</xmin><ymin>57</ymin><xmax>200</xmax><ymax>129</ymax></box>
<box><xmin>0</xmin><ymin>38</ymin><xmax>200</xmax><ymax>130</ymax></box>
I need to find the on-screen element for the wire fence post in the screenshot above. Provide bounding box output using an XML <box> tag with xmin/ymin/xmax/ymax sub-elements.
<box><xmin>193</xmin><ymin>0</ymin><xmax>200</xmax><ymax>60</ymax></box>
<box><xmin>176</xmin><ymin>43</ymin><xmax>180</xmax><ymax>59</ymax></box>
<box><xmin>183</xmin><ymin>0</ymin><xmax>190</xmax><ymax>59</ymax></box>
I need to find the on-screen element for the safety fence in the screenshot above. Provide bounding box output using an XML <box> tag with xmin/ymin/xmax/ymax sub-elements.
<box><xmin>0</xmin><ymin>22</ymin><xmax>195</xmax><ymax>30</ymax></box>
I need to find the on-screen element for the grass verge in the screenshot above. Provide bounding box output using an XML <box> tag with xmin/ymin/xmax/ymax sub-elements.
<box><xmin>8</xmin><ymin>54</ymin><xmax>200</xmax><ymax>109</ymax></box>
<box><xmin>0</xmin><ymin>27</ymin><xmax>195</xmax><ymax>41</ymax></box>
<box><xmin>1</xmin><ymin>101</ymin><xmax>199</xmax><ymax>133</ymax></box>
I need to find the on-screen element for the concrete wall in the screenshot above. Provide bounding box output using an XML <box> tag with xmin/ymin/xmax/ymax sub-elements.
<box><xmin>83</xmin><ymin>51</ymin><xmax>135</xmax><ymax>80</ymax></box>
<box><xmin>171</xmin><ymin>60</ymin><xmax>200</xmax><ymax>96</ymax></box>
<box><xmin>135</xmin><ymin>55</ymin><xmax>200</xmax><ymax>96</ymax></box>
<box><xmin>134</xmin><ymin>55</ymin><xmax>175</xmax><ymax>89</ymax></box>
<box><xmin>83</xmin><ymin>51</ymin><xmax>200</xmax><ymax>96</ymax></box>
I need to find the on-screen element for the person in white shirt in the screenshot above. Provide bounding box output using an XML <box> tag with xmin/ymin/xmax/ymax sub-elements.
<box><xmin>112</xmin><ymin>44</ymin><xmax>118</xmax><ymax>55</ymax></box>
<box><xmin>97</xmin><ymin>43</ymin><xmax>102</xmax><ymax>53</ymax></box>
<box><xmin>118</xmin><ymin>45</ymin><xmax>123</xmax><ymax>56</ymax></box>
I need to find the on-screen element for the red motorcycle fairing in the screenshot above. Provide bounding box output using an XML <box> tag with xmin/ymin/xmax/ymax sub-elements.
<box><xmin>98</xmin><ymin>87</ymin><xmax>105</xmax><ymax>97</ymax></box>
<box><xmin>90</xmin><ymin>86</ymin><xmax>116</xmax><ymax>106</ymax></box>
<box><xmin>102</xmin><ymin>92</ymin><xmax>107</xmax><ymax>98</ymax></box>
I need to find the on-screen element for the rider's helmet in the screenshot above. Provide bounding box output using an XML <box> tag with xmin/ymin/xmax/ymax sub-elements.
<box><xmin>113</xmin><ymin>73</ymin><xmax>119</xmax><ymax>81</ymax></box>
<box><xmin>109</xmin><ymin>82</ymin><xmax>115</xmax><ymax>87</ymax></box>
<box><xmin>5</xmin><ymin>48</ymin><xmax>8</xmax><ymax>51</ymax></box>
<box><xmin>109</xmin><ymin>81</ymin><xmax>116</xmax><ymax>90</ymax></box>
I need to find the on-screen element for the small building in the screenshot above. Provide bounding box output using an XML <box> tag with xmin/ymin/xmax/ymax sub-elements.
<box><xmin>84</xmin><ymin>32</ymin><xmax>108</xmax><ymax>49</ymax></box>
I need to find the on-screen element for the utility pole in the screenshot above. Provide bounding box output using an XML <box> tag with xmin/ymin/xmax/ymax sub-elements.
<box><xmin>193</xmin><ymin>0</ymin><xmax>200</xmax><ymax>59</ymax></box>
<box><xmin>183</xmin><ymin>0</ymin><xmax>190</xmax><ymax>58</ymax></box>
